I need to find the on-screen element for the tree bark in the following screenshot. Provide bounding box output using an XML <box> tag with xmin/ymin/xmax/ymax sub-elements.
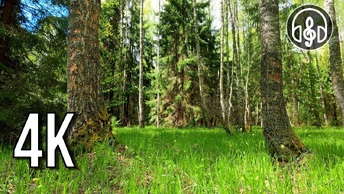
<box><xmin>307</xmin><ymin>52</ymin><xmax>321</xmax><ymax>127</ymax></box>
<box><xmin>225</xmin><ymin>0</ymin><xmax>233</xmax><ymax>127</ymax></box>
<box><xmin>259</xmin><ymin>0</ymin><xmax>306</xmax><ymax>162</ymax></box>
<box><xmin>229</xmin><ymin>0</ymin><xmax>245</xmax><ymax>131</ymax></box>
<box><xmin>291</xmin><ymin>62</ymin><xmax>300</xmax><ymax>126</ymax></box>
<box><xmin>244</xmin><ymin>22</ymin><xmax>252</xmax><ymax>132</ymax></box>
<box><xmin>0</xmin><ymin>0</ymin><xmax>19</xmax><ymax>68</ymax></box>
<box><xmin>315</xmin><ymin>51</ymin><xmax>329</xmax><ymax>125</ymax></box>
<box><xmin>138</xmin><ymin>0</ymin><xmax>144</xmax><ymax>128</ymax></box>
<box><xmin>156</xmin><ymin>0</ymin><xmax>161</xmax><ymax>128</ymax></box>
<box><xmin>0</xmin><ymin>0</ymin><xmax>19</xmax><ymax>134</ymax></box>
<box><xmin>194</xmin><ymin>0</ymin><xmax>208</xmax><ymax>126</ymax></box>
<box><xmin>220</xmin><ymin>0</ymin><xmax>230</xmax><ymax>133</ymax></box>
<box><xmin>325</xmin><ymin>0</ymin><xmax>344</xmax><ymax>126</ymax></box>
<box><xmin>119</xmin><ymin>0</ymin><xmax>125</xmax><ymax>126</ymax></box>
<box><xmin>67</xmin><ymin>0</ymin><xmax>114</xmax><ymax>149</ymax></box>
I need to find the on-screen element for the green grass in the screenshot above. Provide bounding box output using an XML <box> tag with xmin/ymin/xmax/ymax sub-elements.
<box><xmin>1</xmin><ymin>127</ymin><xmax>344</xmax><ymax>193</ymax></box>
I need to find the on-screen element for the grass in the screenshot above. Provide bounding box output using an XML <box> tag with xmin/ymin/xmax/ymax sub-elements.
<box><xmin>1</xmin><ymin>127</ymin><xmax>344</xmax><ymax>193</ymax></box>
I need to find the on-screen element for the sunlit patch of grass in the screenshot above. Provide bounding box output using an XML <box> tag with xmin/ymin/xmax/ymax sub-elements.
<box><xmin>0</xmin><ymin>127</ymin><xmax>343</xmax><ymax>193</ymax></box>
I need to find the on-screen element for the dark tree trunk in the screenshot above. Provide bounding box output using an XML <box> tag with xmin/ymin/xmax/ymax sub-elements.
<box><xmin>332</xmin><ymin>99</ymin><xmax>339</xmax><ymax>125</ymax></box>
<box><xmin>156</xmin><ymin>0</ymin><xmax>161</xmax><ymax>128</ymax></box>
<box><xmin>259</xmin><ymin>0</ymin><xmax>306</xmax><ymax>162</ymax></box>
<box><xmin>138</xmin><ymin>0</ymin><xmax>144</xmax><ymax>128</ymax></box>
<box><xmin>325</xmin><ymin>0</ymin><xmax>344</xmax><ymax>126</ymax></box>
<box><xmin>307</xmin><ymin>52</ymin><xmax>321</xmax><ymax>127</ymax></box>
<box><xmin>0</xmin><ymin>0</ymin><xmax>19</xmax><ymax>134</ymax></box>
<box><xmin>315</xmin><ymin>51</ymin><xmax>329</xmax><ymax>125</ymax></box>
<box><xmin>0</xmin><ymin>0</ymin><xmax>19</xmax><ymax>68</ymax></box>
<box><xmin>67</xmin><ymin>0</ymin><xmax>114</xmax><ymax>149</ymax></box>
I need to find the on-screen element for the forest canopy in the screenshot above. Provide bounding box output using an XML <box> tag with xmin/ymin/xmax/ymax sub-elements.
<box><xmin>1</xmin><ymin>0</ymin><xmax>344</xmax><ymax>140</ymax></box>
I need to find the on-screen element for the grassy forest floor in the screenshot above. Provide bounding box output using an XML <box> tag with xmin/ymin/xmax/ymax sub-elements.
<box><xmin>1</xmin><ymin>127</ymin><xmax>344</xmax><ymax>193</ymax></box>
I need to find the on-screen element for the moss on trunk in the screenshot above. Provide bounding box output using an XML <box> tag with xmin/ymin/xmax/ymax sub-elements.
<box><xmin>259</xmin><ymin>0</ymin><xmax>307</xmax><ymax>163</ymax></box>
<box><xmin>67</xmin><ymin>0</ymin><xmax>115</xmax><ymax>150</ymax></box>
<box><xmin>69</xmin><ymin>107</ymin><xmax>114</xmax><ymax>150</ymax></box>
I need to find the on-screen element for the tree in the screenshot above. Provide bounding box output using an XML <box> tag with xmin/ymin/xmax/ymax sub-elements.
<box><xmin>220</xmin><ymin>0</ymin><xmax>230</xmax><ymax>132</ymax></box>
<box><xmin>228</xmin><ymin>0</ymin><xmax>245</xmax><ymax>131</ymax></box>
<box><xmin>0</xmin><ymin>0</ymin><xmax>19</xmax><ymax>67</ymax></box>
<box><xmin>315</xmin><ymin>51</ymin><xmax>329</xmax><ymax>125</ymax></box>
<box><xmin>138</xmin><ymin>0</ymin><xmax>144</xmax><ymax>128</ymax></box>
<box><xmin>259</xmin><ymin>0</ymin><xmax>306</xmax><ymax>162</ymax></box>
<box><xmin>156</xmin><ymin>0</ymin><xmax>161</xmax><ymax>128</ymax></box>
<box><xmin>307</xmin><ymin>52</ymin><xmax>321</xmax><ymax>127</ymax></box>
<box><xmin>0</xmin><ymin>0</ymin><xmax>21</xmax><ymax>135</ymax></box>
<box><xmin>243</xmin><ymin>17</ymin><xmax>253</xmax><ymax>132</ymax></box>
<box><xmin>0</xmin><ymin>0</ymin><xmax>23</xmax><ymax>141</ymax></box>
<box><xmin>67</xmin><ymin>0</ymin><xmax>114</xmax><ymax>149</ymax></box>
<box><xmin>100</xmin><ymin>0</ymin><xmax>154</xmax><ymax>127</ymax></box>
<box><xmin>158</xmin><ymin>0</ymin><xmax>214</xmax><ymax>127</ymax></box>
<box><xmin>99</xmin><ymin>0</ymin><xmax>121</xmax><ymax>120</ymax></box>
<box><xmin>194</xmin><ymin>0</ymin><xmax>208</xmax><ymax>126</ymax></box>
<box><xmin>325</xmin><ymin>0</ymin><xmax>344</xmax><ymax>126</ymax></box>
<box><xmin>1</xmin><ymin>0</ymin><xmax>69</xmax><ymax>142</ymax></box>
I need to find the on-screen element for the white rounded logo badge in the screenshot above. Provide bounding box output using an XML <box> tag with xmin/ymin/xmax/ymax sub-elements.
<box><xmin>287</xmin><ymin>5</ymin><xmax>333</xmax><ymax>50</ymax></box>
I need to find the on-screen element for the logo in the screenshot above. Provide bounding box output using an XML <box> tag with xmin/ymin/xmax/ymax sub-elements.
<box><xmin>13</xmin><ymin>113</ymin><xmax>76</xmax><ymax>168</ymax></box>
<box><xmin>287</xmin><ymin>4</ymin><xmax>333</xmax><ymax>50</ymax></box>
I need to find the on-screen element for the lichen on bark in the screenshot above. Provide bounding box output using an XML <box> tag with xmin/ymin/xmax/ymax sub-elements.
<box><xmin>259</xmin><ymin>0</ymin><xmax>307</xmax><ymax>163</ymax></box>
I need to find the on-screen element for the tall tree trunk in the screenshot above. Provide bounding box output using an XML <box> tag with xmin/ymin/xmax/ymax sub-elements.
<box><xmin>259</xmin><ymin>0</ymin><xmax>306</xmax><ymax>162</ymax></box>
<box><xmin>332</xmin><ymin>98</ymin><xmax>339</xmax><ymax>125</ymax></box>
<box><xmin>325</xmin><ymin>0</ymin><xmax>344</xmax><ymax>126</ymax></box>
<box><xmin>225</xmin><ymin>0</ymin><xmax>233</xmax><ymax>126</ymax></box>
<box><xmin>126</xmin><ymin>2</ymin><xmax>135</xmax><ymax>127</ymax></box>
<box><xmin>138</xmin><ymin>0</ymin><xmax>144</xmax><ymax>128</ymax></box>
<box><xmin>291</xmin><ymin>62</ymin><xmax>300</xmax><ymax>126</ymax></box>
<box><xmin>291</xmin><ymin>88</ymin><xmax>300</xmax><ymax>126</ymax></box>
<box><xmin>194</xmin><ymin>0</ymin><xmax>208</xmax><ymax>126</ymax></box>
<box><xmin>0</xmin><ymin>0</ymin><xmax>19</xmax><ymax>68</ymax></box>
<box><xmin>315</xmin><ymin>51</ymin><xmax>329</xmax><ymax>125</ymax></box>
<box><xmin>156</xmin><ymin>0</ymin><xmax>161</xmax><ymax>128</ymax></box>
<box><xmin>119</xmin><ymin>0</ymin><xmax>125</xmax><ymax>126</ymax></box>
<box><xmin>244</xmin><ymin>22</ymin><xmax>252</xmax><ymax>132</ymax></box>
<box><xmin>67</xmin><ymin>0</ymin><xmax>114</xmax><ymax>149</ymax></box>
<box><xmin>260</xmin><ymin>102</ymin><xmax>263</xmax><ymax>127</ymax></box>
<box><xmin>220</xmin><ymin>0</ymin><xmax>230</xmax><ymax>133</ymax></box>
<box><xmin>0</xmin><ymin>0</ymin><xmax>19</xmax><ymax>133</ymax></box>
<box><xmin>229</xmin><ymin>0</ymin><xmax>245</xmax><ymax>131</ymax></box>
<box><xmin>307</xmin><ymin>52</ymin><xmax>321</xmax><ymax>126</ymax></box>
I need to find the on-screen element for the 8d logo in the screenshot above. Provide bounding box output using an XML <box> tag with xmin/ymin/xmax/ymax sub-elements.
<box><xmin>287</xmin><ymin>4</ymin><xmax>333</xmax><ymax>50</ymax></box>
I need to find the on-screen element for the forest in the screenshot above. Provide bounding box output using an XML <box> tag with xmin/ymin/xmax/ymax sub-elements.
<box><xmin>0</xmin><ymin>0</ymin><xmax>344</xmax><ymax>193</ymax></box>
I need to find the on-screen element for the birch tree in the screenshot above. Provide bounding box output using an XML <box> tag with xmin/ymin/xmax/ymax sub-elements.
<box><xmin>220</xmin><ymin>0</ymin><xmax>230</xmax><ymax>133</ymax></box>
<box><xmin>325</xmin><ymin>0</ymin><xmax>344</xmax><ymax>125</ymax></box>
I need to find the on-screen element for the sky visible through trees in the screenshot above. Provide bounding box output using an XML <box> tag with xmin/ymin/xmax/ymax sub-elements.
<box><xmin>20</xmin><ymin>0</ymin><xmax>67</xmax><ymax>30</ymax></box>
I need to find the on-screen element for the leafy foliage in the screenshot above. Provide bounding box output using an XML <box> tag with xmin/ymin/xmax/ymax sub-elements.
<box><xmin>0</xmin><ymin>1</ymin><xmax>68</xmax><ymax>140</ymax></box>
